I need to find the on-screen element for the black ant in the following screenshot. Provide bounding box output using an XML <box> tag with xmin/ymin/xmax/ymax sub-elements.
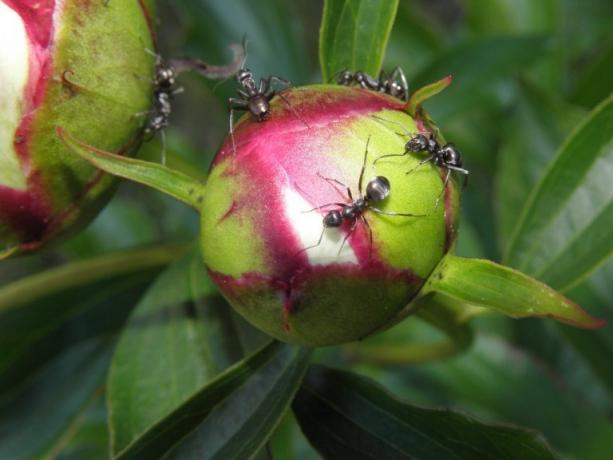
<box><xmin>227</xmin><ymin>64</ymin><xmax>297</xmax><ymax>154</ymax></box>
<box><xmin>373</xmin><ymin>117</ymin><xmax>469</xmax><ymax>209</ymax></box>
<box><xmin>336</xmin><ymin>67</ymin><xmax>409</xmax><ymax>101</ymax></box>
<box><xmin>139</xmin><ymin>44</ymin><xmax>245</xmax><ymax>163</ymax></box>
<box><xmin>300</xmin><ymin>136</ymin><xmax>424</xmax><ymax>256</ymax></box>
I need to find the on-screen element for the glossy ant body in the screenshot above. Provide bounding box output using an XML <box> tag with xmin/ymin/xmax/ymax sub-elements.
<box><xmin>301</xmin><ymin>137</ymin><xmax>424</xmax><ymax>256</ymax></box>
<box><xmin>374</xmin><ymin>117</ymin><xmax>469</xmax><ymax>209</ymax></box>
<box><xmin>227</xmin><ymin>53</ymin><xmax>296</xmax><ymax>154</ymax></box>
<box><xmin>336</xmin><ymin>67</ymin><xmax>409</xmax><ymax>101</ymax></box>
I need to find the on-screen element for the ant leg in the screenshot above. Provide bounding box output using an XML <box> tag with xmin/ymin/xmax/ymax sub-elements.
<box><xmin>370</xmin><ymin>114</ymin><xmax>425</xmax><ymax>140</ymax></box>
<box><xmin>358</xmin><ymin>135</ymin><xmax>371</xmax><ymax>197</ymax></box>
<box><xmin>259</xmin><ymin>77</ymin><xmax>268</xmax><ymax>95</ymax></box>
<box><xmin>296</xmin><ymin>226</ymin><xmax>326</xmax><ymax>255</ymax></box>
<box><xmin>373</xmin><ymin>150</ymin><xmax>411</xmax><ymax>164</ymax></box>
<box><xmin>271</xmin><ymin>84</ymin><xmax>310</xmax><ymax>129</ymax></box>
<box><xmin>338</xmin><ymin>220</ymin><xmax>358</xmax><ymax>255</ymax></box>
<box><xmin>361</xmin><ymin>214</ymin><xmax>373</xmax><ymax>260</ymax></box>
<box><xmin>269</xmin><ymin>76</ymin><xmax>292</xmax><ymax>91</ymax></box>
<box><xmin>228</xmin><ymin>98</ymin><xmax>248</xmax><ymax>155</ymax></box>
<box><xmin>238</xmin><ymin>89</ymin><xmax>250</xmax><ymax>99</ymax></box>
<box><xmin>433</xmin><ymin>168</ymin><xmax>451</xmax><ymax>210</ymax></box>
<box><xmin>446</xmin><ymin>165</ymin><xmax>470</xmax><ymax>187</ymax></box>
<box><xmin>405</xmin><ymin>155</ymin><xmax>434</xmax><ymax>176</ymax></box>
<box><xmin>369</xmin><ymin>207</ymin><xmax>426</xmax><ymax>217</ymax></box>
<box><xmin>316</xmin><ymin>172</ymin><xmax>349</xmax><ymax>200</ymax></box>
<box><xmin>160</xmin><ymin>129</ymin><xmax>167</xmax><ymax>165</ymax></box>
<box><xmin>301</xmin><ymin>202</ymin><xmax>345</xmax><ymax>213</ymax></box>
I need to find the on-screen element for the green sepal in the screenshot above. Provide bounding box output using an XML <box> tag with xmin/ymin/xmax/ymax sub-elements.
<box><xmin>406</xmin><ymin>75</ymin><xmax>453</xmax><ymax>116</ymax></box>
<box><xmin>57</xmin><ymin>128</ymin><xmax>206</xmax><ymax>210</ymax></box>
<box><xmin>424</xmin><ymin>254</ymin><xmax>606</xmax><ymax>329</ymax></box>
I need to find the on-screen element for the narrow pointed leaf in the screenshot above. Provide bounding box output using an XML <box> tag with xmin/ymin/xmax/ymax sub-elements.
<box><xmin>319</xmin><ymin>0</ymin><xmax>399</xmax><ymax>82</ymax></box>
<box><xmin>293</xmin><ymin>365</ymin><xmax>558</xmax><ymax>460</ymax></box>
<box><xmin>57</xmin><ymin>128</ymin><xmax>206</xmax><ymax>210</ymax></box>
<box><xmin>504</xmin><ymin>93</ymin><xmax>613</xmax><ymax>291</ymax></box>
<box><xmin>425</xmin><ymin>255</ymin><xmax>604</xmax><ymax>329</ymax></box>
<box><xmin>164</xmin><ymin>346</ymin><xmax>311</xmax><ymax>460</ymax></box>
<box><xmin>406</xmin><ymin>75</ymin><xmax>453</xmax><ymax>115</ymax></box>
<box><xmin>115</xmin><ymin>342</ymin><xmax>309</xmax><ymax>459</ymax></box>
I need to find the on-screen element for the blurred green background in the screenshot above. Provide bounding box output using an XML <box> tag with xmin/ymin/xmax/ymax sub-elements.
<box><xmin>1</xmin><ymin>0</ymin><xmax>611</xmax><ymax>459</ymax></box>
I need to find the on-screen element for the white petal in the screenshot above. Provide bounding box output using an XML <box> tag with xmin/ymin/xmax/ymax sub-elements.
<box><xmin>0</xmin><ymin>2</ymin><xmax>29</xmax><ymax>190</ymax></box>
<box><xmin>283</xmin><ymin>186</ymin><xmax>358</xmax><ymax>265</ymax></box>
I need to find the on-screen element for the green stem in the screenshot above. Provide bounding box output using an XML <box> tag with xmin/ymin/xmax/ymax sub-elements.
<box><xmin>0</xmin><ymin>243</ymin><xmax>187</xmax><ymax>312</ymax></box>
<box><xmin>345</xmin><ymin>293</ymin><xmax>474</xmax><ymax>364</ymax></box>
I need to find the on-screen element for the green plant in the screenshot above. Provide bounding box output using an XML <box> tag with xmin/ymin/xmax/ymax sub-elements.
<box><xmin>1</xmin><ymin>1</ymin><xmax>611</xmax><ymax>459</ymax></box>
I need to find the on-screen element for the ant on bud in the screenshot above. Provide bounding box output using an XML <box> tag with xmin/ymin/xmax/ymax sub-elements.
<box><xmin>336</xmin><ymin>67</ymin><xmax>409</xmax><ymax>101</ymax></box>
<box><xmin>299</xmin><ymin>136</ymin><xmax>425</xmax><ymax>258</ymax></box>
<box><xmin>373</xmin><ymin>116</ymin><xmax>469</xmax><ymax>210</ymax></box>
<box><xmin>227</xmin><ymin>38</ymin><xmax>308</xmax><ymax>156</ymax></box>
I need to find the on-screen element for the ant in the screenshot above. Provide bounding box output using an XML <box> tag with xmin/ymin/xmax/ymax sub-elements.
<box><xmin>227</xmin><ymin>57</ymin><xmax>300</xmax><ymax>154</ymax></box>
<box><xmin>300</xmin><ymin>136</ymin><xmax>424</xmax><ymax>257</ymax></box>
<box><xmin>139</xmin><ymin>44</ymin><xmax>245</xmax><ymax>163</ymax></box>
<box><xmin>373</xmin><ymin>117</ymin><xmax>469</xmax><ymax>209</ymax></box>
<box><xmin>336</xmin><ymin>67</ymin><xmax>409</xmax><ymax>101</ymax></box>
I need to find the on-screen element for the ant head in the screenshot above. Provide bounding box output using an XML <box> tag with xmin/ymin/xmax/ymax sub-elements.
<box><xmin>366</xmin><ymin>176</ymin><xmax>390</xmax><ymax>202</ymax></box>
<box><xmin>237</xmin><ymin>68</ymin><xmax>253</xmax><ymax>83</ymax></box>
<box><xmin>440</xmin><ymin>143</ymin><xmax>462</xmax><ymax>167</ymax></box>
<box><xmin>155</xmin><ymin>64</ymin><xmax>175</xmax><ymax>87</ymax></box>
<box><xmin>337</xmin><ymin>70</ymin><xmax>353</xmax><ymax>84</ymax></box>
<box><xmin>407</xmin><ymin>134</ymin><xmax>429</xmax><ymax>152</ymax></box>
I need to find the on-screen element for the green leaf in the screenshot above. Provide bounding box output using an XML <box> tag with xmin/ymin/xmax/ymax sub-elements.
<box><xmin>108</xmin><ymin>250</ymin><xmax>259</xmax><ymax>454</ymax></box>
<box><xmin>319</xmin><ymin>0</ymin><xmax>399</xmax><ymax>82</ymax></box>
<box><xmin>366</xmin><ymin>334</ymin><xmax>613</xmax><ymax>459</ymax></box>
<box><xmin>164</xmin><ymin>346</ymin><xmax>311</xmax><ymax>460</ymax></box>
<box><xmin>504</xmin><ymin>93</ymin><xmax>613</xmax><ymax>291</ymax></box>
<box><xmin>570</xmin><ymin>44</ymin><xmax>613</xmax><ymax>109</ymax></box>
<box><xmin>425</xmin><ymin>255</ymin><xmax>604</xmax><ymax>329</ymax></box>
<box><xmin>293</xmin><ymin>365</ymin><xmax>559</xmax><ymax>460</ymax></box>
<box><xmin>0</xmin><ymin>245</ymin><xmax>180</xmax><ymax>394</ymax></box>
<box><xmin>411</xmin><ymin>36</ymin><xmax>552</xmax><ymax>120</ymax></box>
<box><xmin>57</xmin><ymin>128</ymin><xmax>206</xmax><ymax>210</ymax></box>
<box><xmin>495</xmin><ymin>80</ymin><xmax>587</xmax><ymax>247</ymax></box>
<box><xmin>115</xmin><ymin>342</ymin><xmax>310</xmax><ymax>459</ymax></box>
<box><xmin>0</xmin><ymin>341</ymin><xmax>111</xmax><ymax>460</ymax></box>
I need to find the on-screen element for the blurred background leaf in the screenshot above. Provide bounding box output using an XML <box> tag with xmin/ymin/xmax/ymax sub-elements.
<box><xmin>294</xmin><ymin>365</ymin><xmax>559</xmax><ymax>459</ymax></box>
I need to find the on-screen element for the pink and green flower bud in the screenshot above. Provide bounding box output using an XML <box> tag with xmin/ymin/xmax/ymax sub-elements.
<box><xmin>0</xmin><ymin>0</ymin><xmax>156</xmax><ymax>257</ymax></box>
<box><xmin>201</xmin><ymin>86</ymin><xmax>461</xmax><ymax>346</ymax></box>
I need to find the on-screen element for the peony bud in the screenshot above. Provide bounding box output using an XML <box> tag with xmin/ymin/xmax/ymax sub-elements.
<box><xmin>201</xmin><ymin>86</ymin><xmax>461</xmax><ymax>345</ymax></box>
<box><xmin>0</xmin><ymin>0</ymin><xmax>156</xmax><ymax>257</ymax></box>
